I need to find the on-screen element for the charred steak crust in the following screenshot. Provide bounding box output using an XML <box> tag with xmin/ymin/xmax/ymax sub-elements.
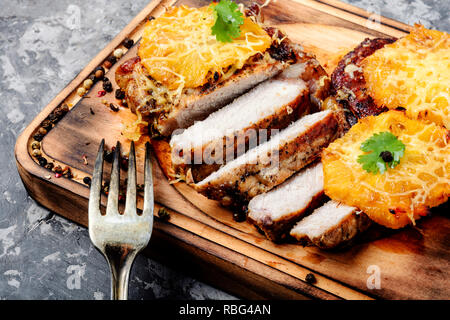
<box><xmin>331</xmin><ymin>38</ymin><xmax>396</xmax><ymax>125</ymax></box>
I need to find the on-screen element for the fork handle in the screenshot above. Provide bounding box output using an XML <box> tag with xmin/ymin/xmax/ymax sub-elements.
<box><xmin>104</xmin><ymin>244</ymin><xmax>138</xmax><ymax>300</ymax></box>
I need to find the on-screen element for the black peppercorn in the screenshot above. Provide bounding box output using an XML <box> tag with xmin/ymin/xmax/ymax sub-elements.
<box><xmin>232</xmin><ymin>211</ymin><xmax>246</xmax><ymax>222</ymax></box>
<box><xmin>106</xmin><ymin>55</ymin><xmax>117</xmax><ymax>65</ymax></box>
<box><xmin>103</xmin><ymin>79</ymin><xmax>113</xmax><ymax>92</ymax></box>
<box><xmin>83</xmin><ymin>176</ymin><xmax>91</xmax><ymax>186</ymax></box>
<box><xmin>122</xmin><ymin>38</ymin><xmax>134</xmax><ymax>49</ymax></box>
<box><xmin>157</xmin><ymin>208</ymin><xmax>170</xmax><ymax>221</ymax></box>
<box><xmin>41</xmin><ymin>120</ymin><xmax>52</xmax><ymax>131</ymax></box>
<box><xmin>37</xmin><ymin>157</ymin><xmax>47</xmax><ymax>167</ymax></box>
<box><xmin>45</xmin><ymin>163</ymin><xmax>54</xmax><ymax>170</ymax></box>
<box><xmin>60</xmin><ymin>104</ymin><xmax>69</xmax><ymax>114</ymax></box>
<box><xmin>109</xmin><ymin>103</ymin><xmax>119</xmax><ymax>112</ymax></box>
<box><xmin>115</xmin><ymin>89</ymin><xmax>125</xmax><ymax>100</ymax></box>
<box><xmin>213</xmin><ymin>71</ymin><xmax>219</xmax><ymax>82</ymax></box>
<box><xmin>104</xmin><ymin>150</ymin><xmax>113</xmax><ymax>163</ymax></box>
<box><xmin>88</xmin><ymin>73</ymin><xmax>96</xmax><ymax>83</ymax></box>
<box><xmin>33</xmin><ymin>133</ymin><xmax>44</xmax><ymax>142</ymax></box>
<box><xmin>47</xmin><ymin>113</ymin><xmax>59</xmax><ymax>123</ymax></box>
<box><xmin>305</xmin><ymin>273</ymin><xmax>316</xmax><ymax>284</ymax></box>
<box><xmin>380</xmin><ymin>151</ymin><xmax>394</xmax><ymax>163</ymax></box>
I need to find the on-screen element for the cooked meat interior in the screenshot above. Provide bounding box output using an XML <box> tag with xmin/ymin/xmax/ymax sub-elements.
<box><xmin>247</xmin><ymin>162</ymin><xmax>325</xmax><ymax>241</ymax></box>
<box><xmin>194</xmin><ymin>110</ymin><xmax>342</xmax><ymax>209</ymax></box>
<box><xmin>290</xmin><ymin>200</ymin><xmax>372</xmax><ymax>249</ymax></box>
<box><xmin>170</xmin><ymin>62</ymin><xmax>313</xmax><ymax>182</ymax></box>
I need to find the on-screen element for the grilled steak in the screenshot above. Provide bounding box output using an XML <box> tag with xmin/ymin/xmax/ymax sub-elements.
<box><xmin>194</xmin><ymin>110</ymin><xmax>343</xmax><ymax>211</ymax></box>
<box><xmin>290</xmin><ymin>200</ymin><xmax>372</xmax><ymax>249</ymax></box>
<box><xmin>247</xmin><ymin>162</ymin><xmax>325</xmax><ymax>242</ymax></box>
<box><xmin>170</xmin><ymin>62</ymin><xmax>315</xmax><ymax>182</ymax></box>
<box><xmin>331</xmin><ymin>38</ymin><xmax>396</xmax><ymax>126</ymax></box>
<box><xmin>116</xmin><ymin>41</ymin><xmax>329</xmax><ymax>137</ymax></box>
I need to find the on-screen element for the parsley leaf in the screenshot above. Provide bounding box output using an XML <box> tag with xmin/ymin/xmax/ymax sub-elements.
<box><xmin>211</xmin><ymin>0</ymin><xmax>244</xmax><ymax>43</ymax></box>
<box><xmin>357</xmin><ymin>131</ymin><xmax>406</xmax><ymax>174</ymax></box>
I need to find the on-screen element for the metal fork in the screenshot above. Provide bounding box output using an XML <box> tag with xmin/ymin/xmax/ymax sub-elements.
<box><xmin>88</xmin><ymin>139</ymin><xmax>154</xmax><ymax>300</ymax></box>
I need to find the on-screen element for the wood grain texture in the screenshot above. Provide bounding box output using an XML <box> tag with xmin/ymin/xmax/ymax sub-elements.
<box><xmin>15</xmin><ymin>0</ymin><xmax>449</xmax><ymax>300</ymax></box>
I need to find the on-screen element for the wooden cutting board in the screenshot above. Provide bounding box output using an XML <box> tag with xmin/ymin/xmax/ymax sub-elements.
<box><xmin>15</xmin><ymin>0</ymin><xmax>449</xmax><ymax>300</ymax></box>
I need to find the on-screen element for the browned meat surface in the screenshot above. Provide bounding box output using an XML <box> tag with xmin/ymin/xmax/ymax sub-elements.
<box><xmin>331</xmin><ymin>38</ymin><xmax>396</xmax><ymax>126</ymax></box>
<box><xmin>194</xmin><ymin>110</ymin><xmax>344</xmax><ymax>211</ymax></box>
<box><xmin>290</xmin><ymin>200</ymin><xmax>372</xmax><ymax>249</ymax></box>
<box><xmin>247</xmin><ymin>162</ymin><xmax>325</xmax><ymax>242</ymax></box>
<box><xmin>116</xmin><ymin>31</ymin><xmax>330</xmax><ymax>137</ymax></box>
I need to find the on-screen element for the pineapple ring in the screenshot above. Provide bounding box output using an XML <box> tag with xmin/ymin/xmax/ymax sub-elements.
<box><xmin>322</xmin><ymin>110</ymin><xmax>449</xmax><ymax>229</ymax></box>
<box><xmin>138</xmin><ymin>5</ymin><xmax>272</xmax><ymax>90</ymax></box>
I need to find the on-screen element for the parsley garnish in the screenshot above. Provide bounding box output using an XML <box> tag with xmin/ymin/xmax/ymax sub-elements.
<box><xmin>211</xmin><ymin>0</ymin><xmax>244</xmax><ymax>43</ymax></box>
<box><xmin>357</xmin><ymin>132</ymin><xmax>406</xmax><ymax>174</ymax></box>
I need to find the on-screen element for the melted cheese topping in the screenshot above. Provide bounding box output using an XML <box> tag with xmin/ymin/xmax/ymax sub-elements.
<box><xmin>138</xmin><ymin>5</ymin><xmax>271</xmax><ymax>91</ymax></box>
<box><xmin>322</xmin><ymin>110</ymin><xmax>449</xmax><ymax>229</ymax></box>
<box><xmin>362</xmin><ymin>25</ymin><xmax>450</xmax><ymax>129</ymax></box>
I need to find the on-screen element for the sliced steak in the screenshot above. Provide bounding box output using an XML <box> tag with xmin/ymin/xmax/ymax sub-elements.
<box><xmin>290</xmin><ymin>200</ymin><xmax>372</xmax><ymax>249</ymax></box>
<box><xmin>331</xmin><ymin>38</ymin><xmax>396</xmax><ymax>126</ymax></box>
<box><xmin>247</xmin><ymin>162</ymin><xmax>325</xmax><ymax>242</ymax></box>
<box><xmin>170</xmin><ymin>62</ymin><xmax>314</xmax><ymax>182</ymax></box>
<box><xmin>194</xmin><ymin>110</ymin><xmax>343</xmax><ymax>211</ymax></box>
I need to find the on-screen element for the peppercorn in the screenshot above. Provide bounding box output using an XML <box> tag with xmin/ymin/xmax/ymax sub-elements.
<box><xmin>37</xmin><ymin>157</ymin><xmax>47</xmax><ymax>167</ymax></box>
<box><xmin>380</xmin><ymin>151</ymin><xmax>394</xmax><ymax>163</ymax></box>
<box><xmin>32</xmin><ymin>149</ymin><xmax>41</xmax><ymax>157</ymax></box>
<box><xmin>44</xmin><ymin>163</ymin><xmax>54</xmax><ymax>170</ymax></box>
<box><xmin>94</xmin><ymin>66</ymin><xmax>105</xmax><ymax>80</ymax></box>
<box><xmin>103</xmin><ymin>79</ymin><xmax>113</xmax><ymax>92</ymax></box>
<box><xmin>55</xmin><ymin>173</ymin><xmax>62</xmax><ymax>178</ymax></box>
<box><xmin>121</xmin><ymin>99</ymin><xmax>128</xmax><ymax>108</ymax></box>
<box><xmin>113</xmin><ymin>48</ymin><xmax>124</xmax><ymax>59</ymax></box>
<box><xmin>83</xmin><ymin>79</ymin><xmax>94</xmax><ymax>90</ymax></box>
<box><xmin>157</xmin><ymin>207</ymin><xmax>170</xmax><ymax>221</ymax></box>
<box><xmin>88</xmin><ymin>73</ymin><xmax>96</xmax><ymax>83</ymax></box>
<box><xmin>54</xmin><ymin>107</ymin><xmax>64</xmax><ymax>118</ymax></box>
<box><xmin>213</xmin><ymin>71</ymin><xmax>219</xmax><ymax>82</ymax></box>
<box><xmin>104</xmin><ymin>150</ymin><xmax>113</xmax><ymax>163</ymax></box>
<box><xmin>122</xmin><ymin>38</ymin><xmax>134</xmax><ymax>49</ymax></box>
<box><xmin>232</xmin><ymin>211</ymin><xmax>246</xmax><ymax>222</ymax></box>
<box><xmin>103</xmin><ymin>60</ymin><xmax>112</xmax><ymax>69</ymax></box>
<box><xmin>47</xmin><ymin>113</ymin><xmax>59</xmax><ymax>123</ymax></box>
<box><xmin>38</xmin><ymin>127</ymin><xmax>47</xmax><ymax>135</ymax></box>
<box><xmin>53</xmin><ymin>165</ymin><xmax>63</xmax><ymax>174</ymax></box>
<box><xmin>305</xmin><ymin>273</ymin><xmax>316</xmax><ymax>284</ymax></box>
<box><xmin>41</xmin><ymin>120</ymin><xmax>52</xmax><ymax>131</ymax></box>
<box><xmin>109</xmin><ymin>103</ymin><xmax>119</xmax><ymax>112</ymax></box>
<box><xmin>60</xmin><ymin>104</ymin><xmax>69</xmax><ymax>114</ymax></box>
<box><xmin>63</xmin><ymin>168</ymin><xmax>73</xmax><ymax>179</ymax></box>
<box><xmin>31</xmin><ymin>141</ymin><xmax>41</xmax><ymax>150</ymax></box>
<box><xmin>83</xmin><ymin>176</ymin><xmax>91</xmax><ymax>186</ymax></box>
<box><xmin>148</xmin><ymin>16</ymin><xmax>155</xmax><ymax>21</ymax></box>
<box><xmin>115</xmin><ymin>89</ymin><xmax>125</xmax><ymax>100</ymax></box>
<box><xmin>77</xmin><ymin>87</ymin><xmax>86</xmax><ymax>96</ymax></box>
<box><xmin>33</xmin><ymin>133</ymin><xmax>44</xmax><ymax>142</ymax></box>
<box><xmin>106</xmin><ymin>55</ymin><xmax>117</xmax><ymax>65</ymax></box>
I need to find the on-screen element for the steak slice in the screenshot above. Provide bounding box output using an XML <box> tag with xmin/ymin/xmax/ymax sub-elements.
<box><xmin>170</xmin><ymin>62</ymin><xmax>313</xmax><ymax>182</ymax></box>
<box><xmin>331</xmin><ymin>38</ymin><xmax>396</xmax><ymax>126</ymax></box>
<box><xmin>247</xmin><ymin>162</ymin><xmax>325</xmax><ymax>242</ymax></box>
<box><xmin>290</xmin><ymin>200</ymin><xmax>372</xmax><ymax>249</ymax></box>
<box><xmin>194</xmin><ymin>110</ymin><xmax>343</xmax><ymax>210</ymax></box>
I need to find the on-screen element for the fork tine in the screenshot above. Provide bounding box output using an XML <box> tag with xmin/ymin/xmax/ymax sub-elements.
<box><xmin>124</xmin><ymin>141</ymin><xmax>136</xmax><ymax>216</ymax></box>
<box><xmin>106</xmin><ymin>141</ymin><xmax>121</xmax><ymax>216</ymax></box>
<box><xmin>89</xmin><ymin>139</ymin><xmax>104</xmax><ymax>217</ymax></box>
<box><xmin>142</xmin><ymin>142</ymin><xmax>154</xmax><ymax>218</ymax></box>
